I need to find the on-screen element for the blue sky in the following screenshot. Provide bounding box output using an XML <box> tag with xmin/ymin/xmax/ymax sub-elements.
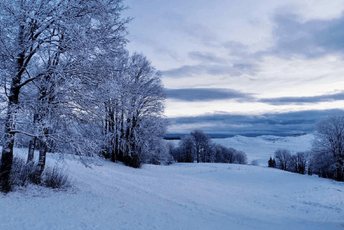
<box><xmin>123</xmin><ymin>0</ymin><xmax>344</xmax><ymax>136</ymax></box>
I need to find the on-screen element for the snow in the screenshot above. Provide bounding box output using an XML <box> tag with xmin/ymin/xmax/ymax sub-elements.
<box><xmin>1</xmin><ymin>135</ymin><xmax>344</xmax><ymax>230</ymax></box>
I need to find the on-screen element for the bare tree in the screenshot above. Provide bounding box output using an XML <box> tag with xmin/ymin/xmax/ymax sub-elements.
<box><xmin>274</xmin><ymin>149</ymin><xmax>292</xmax><ymax>170</ymax></box>
<box><xmin>289</xmin><ymin>151</ymin><xmax>309</xmax><ymax>174</ymax></box>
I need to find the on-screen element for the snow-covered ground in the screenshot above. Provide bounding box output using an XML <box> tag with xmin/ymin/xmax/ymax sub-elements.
<box><xmin>1</xmin><ymin>135</ymin><xmax>344</xmax><ymax>230</ymax></box>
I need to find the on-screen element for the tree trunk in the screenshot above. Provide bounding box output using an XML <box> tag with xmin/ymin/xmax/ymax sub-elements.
<box><xmin>27</xmin><ymin>137</ymin><xmax>37</xmax><ymax>163</ymax></box>
<box><xmin>0</xmin><ymin>111</ymin><xmax>15</xmax><ymax>193</ymax></box>
<box><xmin>27</xmin><ymin>113</ymin><xmax>38</xmax><ymax>163</ymax></box>
<box><xmin>0</xmin><ymin>93</ymin><xmax>20</xmax><ymax>193</ymax></box>
<box><xmin>0</xmin><ymin>23</ymin><xmax>25</xmax><ymax>193</ymax></box>
<box><xmin>36</xmin><ymin>133</ymin><xmax>48</xmax><ymax>182</ymax></box>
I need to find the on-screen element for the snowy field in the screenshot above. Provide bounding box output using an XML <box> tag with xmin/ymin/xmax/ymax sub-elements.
<box><xmin>1</xmin><ymin>135</ymin><xmax>344</xmax><ymax>230</ymax></box>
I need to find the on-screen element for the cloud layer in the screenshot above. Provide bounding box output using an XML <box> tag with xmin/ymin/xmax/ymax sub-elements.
<box><xmin>166</xmin><ymin>88</ymin><xmax>254</xmax><ymax>102</ymax></box>
<box><xmin>166</xmin><ymin>88</ymin><xmax>344</xmax><ymax>105</ymax></box>
<box><xmin>168</xmin><ymin>109</ymin><xmax>344</xmax><ymax>136</ymax></box>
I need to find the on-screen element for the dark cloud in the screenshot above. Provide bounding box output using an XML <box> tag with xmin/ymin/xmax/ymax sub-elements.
<box><xmin>265</xmin><ymin>11</ymin><xmax>344</xmax><ymax>58</ymax></box>
<box><xmin>162</xmin><ymin>65</ymin><xmax>204</xmax><ymax>78</ymax></box>
<box><xmin>260</xmin><ymin>91</ymin><xmax>344</xmax><ymax>105</ymax></box>
<box><xmin>168</xmin><ymin>109</ymin><xmax>344</xmax><ymax>136</ymax></box>
<box><xmin>166</xmin><ymin>88</ymin><xmax>255</xmax><ymax>102</ymax></box>
<box><xmin>166</xmin><ymin>88</ymin><xmax>344</xmax><ymax>105</ymax></box>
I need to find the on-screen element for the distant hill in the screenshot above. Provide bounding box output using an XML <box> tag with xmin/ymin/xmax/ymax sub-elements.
<box><xmin>164</xmin><ymin>132</ymin><xmax>308</xmax><ymax>140</ymax></box>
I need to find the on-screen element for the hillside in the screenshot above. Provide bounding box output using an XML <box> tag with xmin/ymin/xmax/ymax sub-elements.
<box><xmin>1</xmin><ymin>146</ymin><xmax>343</xmax><ymax>230</ymax></box>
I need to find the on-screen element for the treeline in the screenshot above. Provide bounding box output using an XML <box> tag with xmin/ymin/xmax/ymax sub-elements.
<box><xmin>268</xmin><ymin>150</ymin><xmax>311</xmax><ymax>175</ymax></box>
<box><xmin>168</xmin><ymin>130</ymin><xmax>248</xmax><ymax>164</ymax></box>
<box><xmin>269</xmin><ymin>115</ymin><xmax>344</xmax><ymax>182</ymax></box>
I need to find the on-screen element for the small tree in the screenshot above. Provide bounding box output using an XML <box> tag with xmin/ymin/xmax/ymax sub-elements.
<box><xmin>268</xmin><ymin>157</ymin><xmax>276</xmax><ymax>168</ymax></box>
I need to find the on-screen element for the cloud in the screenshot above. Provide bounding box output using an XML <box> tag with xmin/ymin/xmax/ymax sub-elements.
<box><xmin>127</xmin><ymin>34</ymin><xmax>181</xmax><ymax>61</ymax></box>
<box><xmin>166</xmin><ymin>88</ymin><xmax>255</xmax><ymax>102</ymax></box>
<box><xmin>167</xmin><ymin>109</ymin><xmax>344</xmax><ymax>136</ymax></box>
<box><xmin>162</xmin><ymin>63</ymin><xmax>256</xmax><ymax>78</ymax></box>
<box><xmin>181</xmin><ymin>23</ymin><xmax>220</xmax><ymax>47</ymax></box>
<box><xmin>260</xmin><ymin>91</ymin><xmax>344</xmax><ymax>105</ymax></box>
<box><xmin>265</xmin><ymin>10</ymin><xmax>344</xmax><ymax>58</ymax></box>
<box><xmin>188</xmin><ymin>51</ymin><xmax>227</xmax><ymax>64</ymax></box>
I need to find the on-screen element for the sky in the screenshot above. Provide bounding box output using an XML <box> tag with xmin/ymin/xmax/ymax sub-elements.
<box><xmin>123</xmin><ymin>0</ymin><xmax>344</xmax><ymax>136</ymax></box>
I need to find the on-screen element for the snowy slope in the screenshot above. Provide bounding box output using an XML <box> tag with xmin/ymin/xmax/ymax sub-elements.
<box><xmin>1</xmin><ymin>149</ymin><xmax>343</xmax><ymax>230</ymax></box>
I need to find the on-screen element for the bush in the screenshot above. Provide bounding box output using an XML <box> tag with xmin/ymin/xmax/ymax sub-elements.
<box><xmin>149</xmin><ymin>156</ymin><xmax>161</xmax><ymax>165</ymax></box>
<box><xmin>250</xmin><ymin>159</ymin><xmax>259</xmax><ymax>166</ymax></box>
<box><xmin>234</xmin><ymin>151</ymin><xmax>248</xmax><ymax>164</ymax></box>
<box><xmin>9</xmin><ymin>157</ymin><xmax>37</xmax><ymax>188</ymax></box>
<box><xmin>42</xmin><ymin>165</ymin><xmax>71</xmax><ymax>189</ymax></box>
<box><xmin>1</xmin><ymin>156</ymin><xmax>71</xmax><ymax>192</ymax></box>
<box><xmin>147</xmin><ymin>140</ymin><xmax>175</xmax><ymax>165</ymax></box>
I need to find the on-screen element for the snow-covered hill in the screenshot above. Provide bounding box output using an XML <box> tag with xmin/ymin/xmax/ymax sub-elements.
<box><xmin>213</xmin><ymin>134</ymin><xmax>314</xmax><ymax>165</ymax></box>
<box><xmin>1</xmin><ymin>147</ymin><xmax>343</xmax><ymax>230</ymax></box>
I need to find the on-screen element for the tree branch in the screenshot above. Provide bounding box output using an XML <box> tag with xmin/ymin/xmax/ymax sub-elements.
<box><xmin>9</xmin><ymin>130</ymin><xmax>38</xmax><ymax>138</ymax></box>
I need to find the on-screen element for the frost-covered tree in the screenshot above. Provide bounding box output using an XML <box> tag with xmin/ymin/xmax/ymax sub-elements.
<box><xmin>190</xmin><ymin>130</ymin><xmax>211</xmax><ymax>163</ymax></box>
<box><xmin>0</xmin><ymin>0</ymin><xmax>73</xmax><ymax>192</ymax></box>
<box><xmin>234</xmin><ymin>150</ymin><xmax>248</xmax><ymax>164</ymax></box>
<box><xmin>179</xmin><ymin>135</ymin><xmax>196</xmax><ymax>163</ymax></box>
<box><xmin>213</xmin><ymin>144</ymin><xmax>227</xmax><ymax>163</ymax></box>
<box><xmin>0</xmin><ymin>0</ymin><xmax>130</xmax><ymax>192</ymax></box>
<box><xmin>312</xmin><ymin>115</ymin><xmax>344</xmax><ymax>181</ymax></box>
<box><xmin>95</xmin><ymin>53</ymin><xmax>166</xmax><ymax>168</ymax></box>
